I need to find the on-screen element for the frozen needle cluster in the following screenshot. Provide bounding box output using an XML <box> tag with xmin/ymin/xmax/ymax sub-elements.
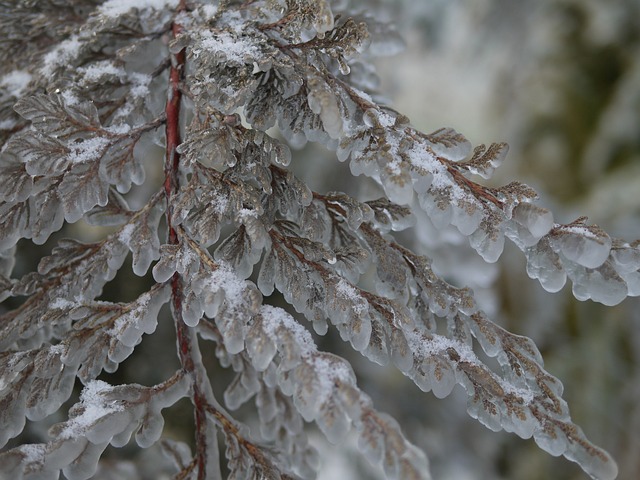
<box><xmin>0</xmin><ymin>1</ymin><xmax>637</xmax><ymax>479</ymax></box>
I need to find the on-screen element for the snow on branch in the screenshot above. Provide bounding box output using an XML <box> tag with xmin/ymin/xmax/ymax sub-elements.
<box><xmin>178</xmin><ymin>2</ymin><xmax>638</xmax><ymax>306</ymax></box>
<box><xmin>0</xmin><ymin>372</ymin><xmax>188</xmax><ymax>480</ymax></box>
<box><xmin>0</xmin><ymin>1</ymin><xmax>635</xmax><ymax>479</ymax></box>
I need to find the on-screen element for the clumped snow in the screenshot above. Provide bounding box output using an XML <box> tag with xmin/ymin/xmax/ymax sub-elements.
<box><xmin>1</xmin><ymin>70</ymin><xmax>32</xmax><ymax>98</ymax></box>
<box><xmin>197</xmin><ymin>30</ymin><xmax>260</xmax><ymax>64</ymax></box>
<box><xmin>59</xmin><ymin>380</ymin><xmax>123</xmax><ymax>440</ymax></box>
<box><xmin>99</xmin><ymin>0</ymin><xmax>178</xmax><ymax>18</ymax></box>
<box><xmin>42</xmin><ymin>35</ymin><xmax>82</xmax><ymax>76</ymax></box>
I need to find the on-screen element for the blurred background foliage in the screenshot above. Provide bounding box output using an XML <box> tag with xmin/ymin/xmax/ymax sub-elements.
<box><xmin>7</xmin><ymin>0</ymin><xmax>640</xmax><ymax>479</ymax></box>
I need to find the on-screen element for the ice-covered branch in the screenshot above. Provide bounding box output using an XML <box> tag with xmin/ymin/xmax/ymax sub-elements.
<box><xmin>0</xmin><ymin>1</ymin><xmax>632</xmax><ymax>479</ymax></box>
<box><xmin>0</xmin><ymin>372</ymin><xmax>189</xmax><ymax>480</ymax></box>
<box><xmin>0</xmin><ymin>283</ymin><xmax>170</xmax><ymax>448</ymax></box>
<box><xmin>360</xmin><ymin>224</ymin><xmax>619</xmax><ymax>480</ymax></box>
<box><xmin>199</xmin><ymin>305</ymin><xmax>430</xmax><ymax>480</ymax></box>
<box><xmin>258</xmin><ymin>174</ymin><xmax>618</xmax><ymax>478</ymax></box>
<box><xmin>181</xmin><ymin>2</ymin><xmax>638</xmax><ymax>306</ymax></box>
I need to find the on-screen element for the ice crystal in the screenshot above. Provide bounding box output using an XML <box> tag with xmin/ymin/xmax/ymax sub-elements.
<box><xmin>0</xmin><ymin>1</ymin><xmax>635</xmax><ymax>480</ymax></box>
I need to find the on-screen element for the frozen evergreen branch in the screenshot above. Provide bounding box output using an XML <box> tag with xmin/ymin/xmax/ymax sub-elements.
<box><xmin>0</xmin><ymin>1</ymin><xmax>636</xmax><ymax>479</ymax></box>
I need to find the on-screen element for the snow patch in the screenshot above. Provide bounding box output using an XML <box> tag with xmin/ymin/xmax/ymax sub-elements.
<box><xmin>198</xmin><ymin>30</ymin><xmax>260</xmax><ymax>64</ymax></box>
<box><xmin>129</xmin><ymin>73</ymin><xmax>152</xmax><ymax>98</ymax></box>
<box><xmin>260</xmin><ymin>304</ymin><xmax>315</xmax><ymax>356</ymax></box>
<box><xmin>0</xmin><ymin>70</ymin><xmax>32</xmax><ymax>98</ymax></box>
<box><xmin>50</xmin><ymin>298</ymin><xmax>75</xmax><ymax>310</ymax></box>
<box><xmin>99</xmin><ymin>0</ymin><xmax>178</xmax><ymax>18</ymax></box>
<box><xmin>68</xmin><ymin>136</ymin><xmax>111</xmax><ymax>164</ymax></box>
<box><xmin>79</xmin><ymin>62</ymin><xmax>125</xmax><ymax>82</ymax></box>
<box><xmin>335</xmin><ymin>279</ymin><xmax>367</xmax><ymax>315</ymax></box>
<box><xmin>42</xmin><ymin>35</ymin><xmax>82</xmax><ymax>76</ymax></box>
<box><xmin>59</xmin><ymin>380</ymin><xmax>123</xmax><ymax>439</ymax></box>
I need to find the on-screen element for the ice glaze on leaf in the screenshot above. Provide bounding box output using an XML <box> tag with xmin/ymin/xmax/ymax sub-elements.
<box><xmin>0</xmin><ymin>2</ymin><xmax>633</xmax><ymax>480</ymax></box>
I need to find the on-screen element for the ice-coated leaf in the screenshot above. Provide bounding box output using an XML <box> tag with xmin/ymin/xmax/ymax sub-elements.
<box><xmin>102</xmin><ymin>136</ymin><xmax>147</xmax><ymax>194</ymax></box>
<box><xmin>0</xmin><ymin>151</ymin><xmax>34</xmax><ymax>202</ymax></box>
<box><xmin>512</xmin><ymin>203</ymin><xmax>554</xmax><ymax>239</ymax></box>
<box><xmin>59</xmin><ymin>161</ymin><xmax>109</xmax><ymax>223</ymax></box>
<box><xmin>566</xmin><ymin>260</ymin><xmax>628</xmax><ymax>306</ymax></box>
<box><xmin>0</xmin><ymin>374</ymin><xmax>189</xmax><ymax>480</ymax></box>
<box><xmin>526</xmin><ymin>237</ymin><xmax>568</xmax><ymax>293</ymax></box>
<box><xmin>159</xmin><ymin>439</ymin><xmax>194</xmax><ymax>476</ymax></box>
<box><xmin>0</xmin><ymin>3</ymin><xmax>634</xmax><ymax>480</ymax></box>
<box><xmin>14</xmin><ymin>94</ymin><xmax>100</xmax><ymax>139</ymax></box>
<box><xmin>214</xmin><ymin>224</ymin><xmax>264</xmax><ymax>280</ymax></box>
<box><xmin>551</xmin><ymin>222</ymin><xmax>612</xmax><ymax>269</ymax></box>
<box><xmin>84</xmin><ymin>189</ymin><xmax>133</xmax><ymax>226</ymax></box>
<box><xmin>360</xmin><ymin>224</ymin><xmax>409</xmax><ymax>299</ymax></box>
<box><xmin>367</xmin><ymin>198</ymin><xmax>414</xmax><ymax>232</ymax></box>
<box><xmin>460</xmin><ymin>142</ymin><xmax>509</xmax><ymax>179</ymax></box>
<box><xmin>0</xmin><ymin>180</ymin><xmax>66</xmax><ymax>249</ymax></box>
<box><xmin>423</xmin><ymin>127</ymin><xmax>471</xmax><ymax>161</ymax></box>
<box><xmin>117</xmin><ymin>199</ymin><xmax>164</xmax><ymax>276</ymax></box>
<box><xmin>307</xmin><ymin>76</ymin><xmax>343</xmax><ymax>140</ymax></box>
<box><xmin>246</xmin><ymin>316</ymin><xmax>277</xmax><ymax>372</ymax></box>
<box><xmin>469</xmin><ymin>225</ymin><xmax>505</xmax><ymax>263</ymax></box>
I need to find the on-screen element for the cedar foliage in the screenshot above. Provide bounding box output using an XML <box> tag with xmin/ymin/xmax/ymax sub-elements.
<box><xmin>0</xmin><ymin>1</ymin><xmax>637</xmax><ymax>479</ymax></box>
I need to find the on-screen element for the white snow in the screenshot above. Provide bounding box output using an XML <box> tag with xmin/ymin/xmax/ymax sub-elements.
<box><xmin>211</xmin><ymin>194</ymin><xmax>229</xmax><ymax>215</ymax></box>
<box><xmin>0</xmin><ymin>70</ymin><xmax>32</xmax><ymax>98</ymax></box>
<box><xmin>129</xmin><ymin>73</ymin><xmax>152</xmax><ymax>99</ymax></box>
<box><xmin>198</xmin><ymin>30</ymin><xmax>260</xmax><ymax>64</ymax></box>
<box><xmin>200</xmin><ymin>4</ymin><xmax>218</xmax><ymax>19</ymax></box>
<box><xmin>260</xmin><ymin>304</ymin><xmax>315</xmax><ymax>356</ymax></box>
<box><xmin>561</xmin><ymin>225</ymin><xmax>600</xmax><ymax>240</ymax></box>
<box><xmin>19</xmin><ymin>444</ymin><xmax>47</xmax><ymax>464</ymax></box>
<box><xmin>377</xmin><ymin>111</ymin><xmax>396</xmax><ymax>128</ymax></box>
<box><xmin>117</xmin><ymin>223</ymin><xmax>136</xmax><ymax>245</ymax></box>
<box><xmin>50</xmin><ymin>298</ymin><xmax>75</xmax><ymax>310</ymax></box>
<box><xmin>79</xmin><ymin>61</ymin><xmax>125</xmax><ymax>82</ymax></box>
<box><xmin>204</xmin><ymin>261</ymin><xmax>247</xmax><ymax>310</ymax></box>
<box><xmin>98</xmin><ymin>0</ymin><xmax>178</xmax><ymax>18</ymax></box>
<box><xmin>105</xmin><ymin>123</ymin><xmax>132</xmax><ymax>135</ymax></box>
<box><xmin>61</xmin><ymin>90</ymin><xmax>80</xmax><ymax>106</ymax></box>
<box><xmin>310</xmin><ymin>355</ymin><xmax>353</xmax><ymax>405</ymax></box>
<box><xmin>335</xmin><ymin>279</ymin><xmax>367</xmax><ymax>315</ymax></box>
<box><xmin>406</xmin><ymin>330</ymin><xmax>476</xmax><ymax>365</ymax></box>
<box><xmin>238</xmin><ymin>208</ymin><xmax>258</xmax><ymax>219</ymax></box>
<box><xmin>68</xmin><ymin>136</ymin><xmax>111</xmax><ymax>164</ymax></box>
<box><xmin>59</xmin><ymin>380</ymin><xmax>123</xmax><ymax>439</ymax></box>
<box><xmin>42</xmin><ymin>35</ymin><xmax>82</xmax><ymax>76</ymax></box>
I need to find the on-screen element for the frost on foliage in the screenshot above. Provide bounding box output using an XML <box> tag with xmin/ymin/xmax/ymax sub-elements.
<box><xmin>0</xmin><ymin>193</ymin><xmax>165</xmax><ymax>352</ymax></box>
<box><xmin>0</xmin><ymin>374</ymin><xmax>188</xmax><ymax>480</ymax></box>
<box><xmin>524</xmin><ymin>217</ymin><xmax>638</xmax><ymax>306</ymax></box>
<box><xmin>0</xmin><ymin>284</ymin><xmax>171</xmax><ymax>450</ymax></box>
<box><xmin>354</xmin><ymin>226</ymin><xmax>619</xmax><ymax>480</ymax></box>
<box><xmin>0</xmin><ymin>94</ymin><xmax>161</xmax><ymax>247</ymax></box>
<box><xmin>153</xmin><ymin>234</ymin><xmax>262</xmax><ymax>352</ymax></box>
<box><xmin>0</xmin><ymin>1</ymin><xmax>636</xmax><ymax>480</ymax></box>
<box><xmin>201</xmin><ymin>305</ymin><xmax>430</xmax><ymax>480</ymax></box>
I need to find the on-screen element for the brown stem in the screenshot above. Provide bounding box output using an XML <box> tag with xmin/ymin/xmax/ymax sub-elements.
<box><xmin>203</xmin><ymin>402</ymin><xmax>285</xmax><ymax>475</ymax></box>
<box><xmin>164</xmin><ymin>3</ymin><xmax>214</xmax><ymax>480</ymax></box>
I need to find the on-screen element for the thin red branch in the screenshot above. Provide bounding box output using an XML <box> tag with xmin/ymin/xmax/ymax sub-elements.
<box><xmin>164</xmin><ymin>26</ymin><xmax>185</xmax><ymax>237</ymax></box>
<box><xmin>164</xmin><ymin>3</ymin><xmax>213</xmax><ymax>480</ymax></box>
